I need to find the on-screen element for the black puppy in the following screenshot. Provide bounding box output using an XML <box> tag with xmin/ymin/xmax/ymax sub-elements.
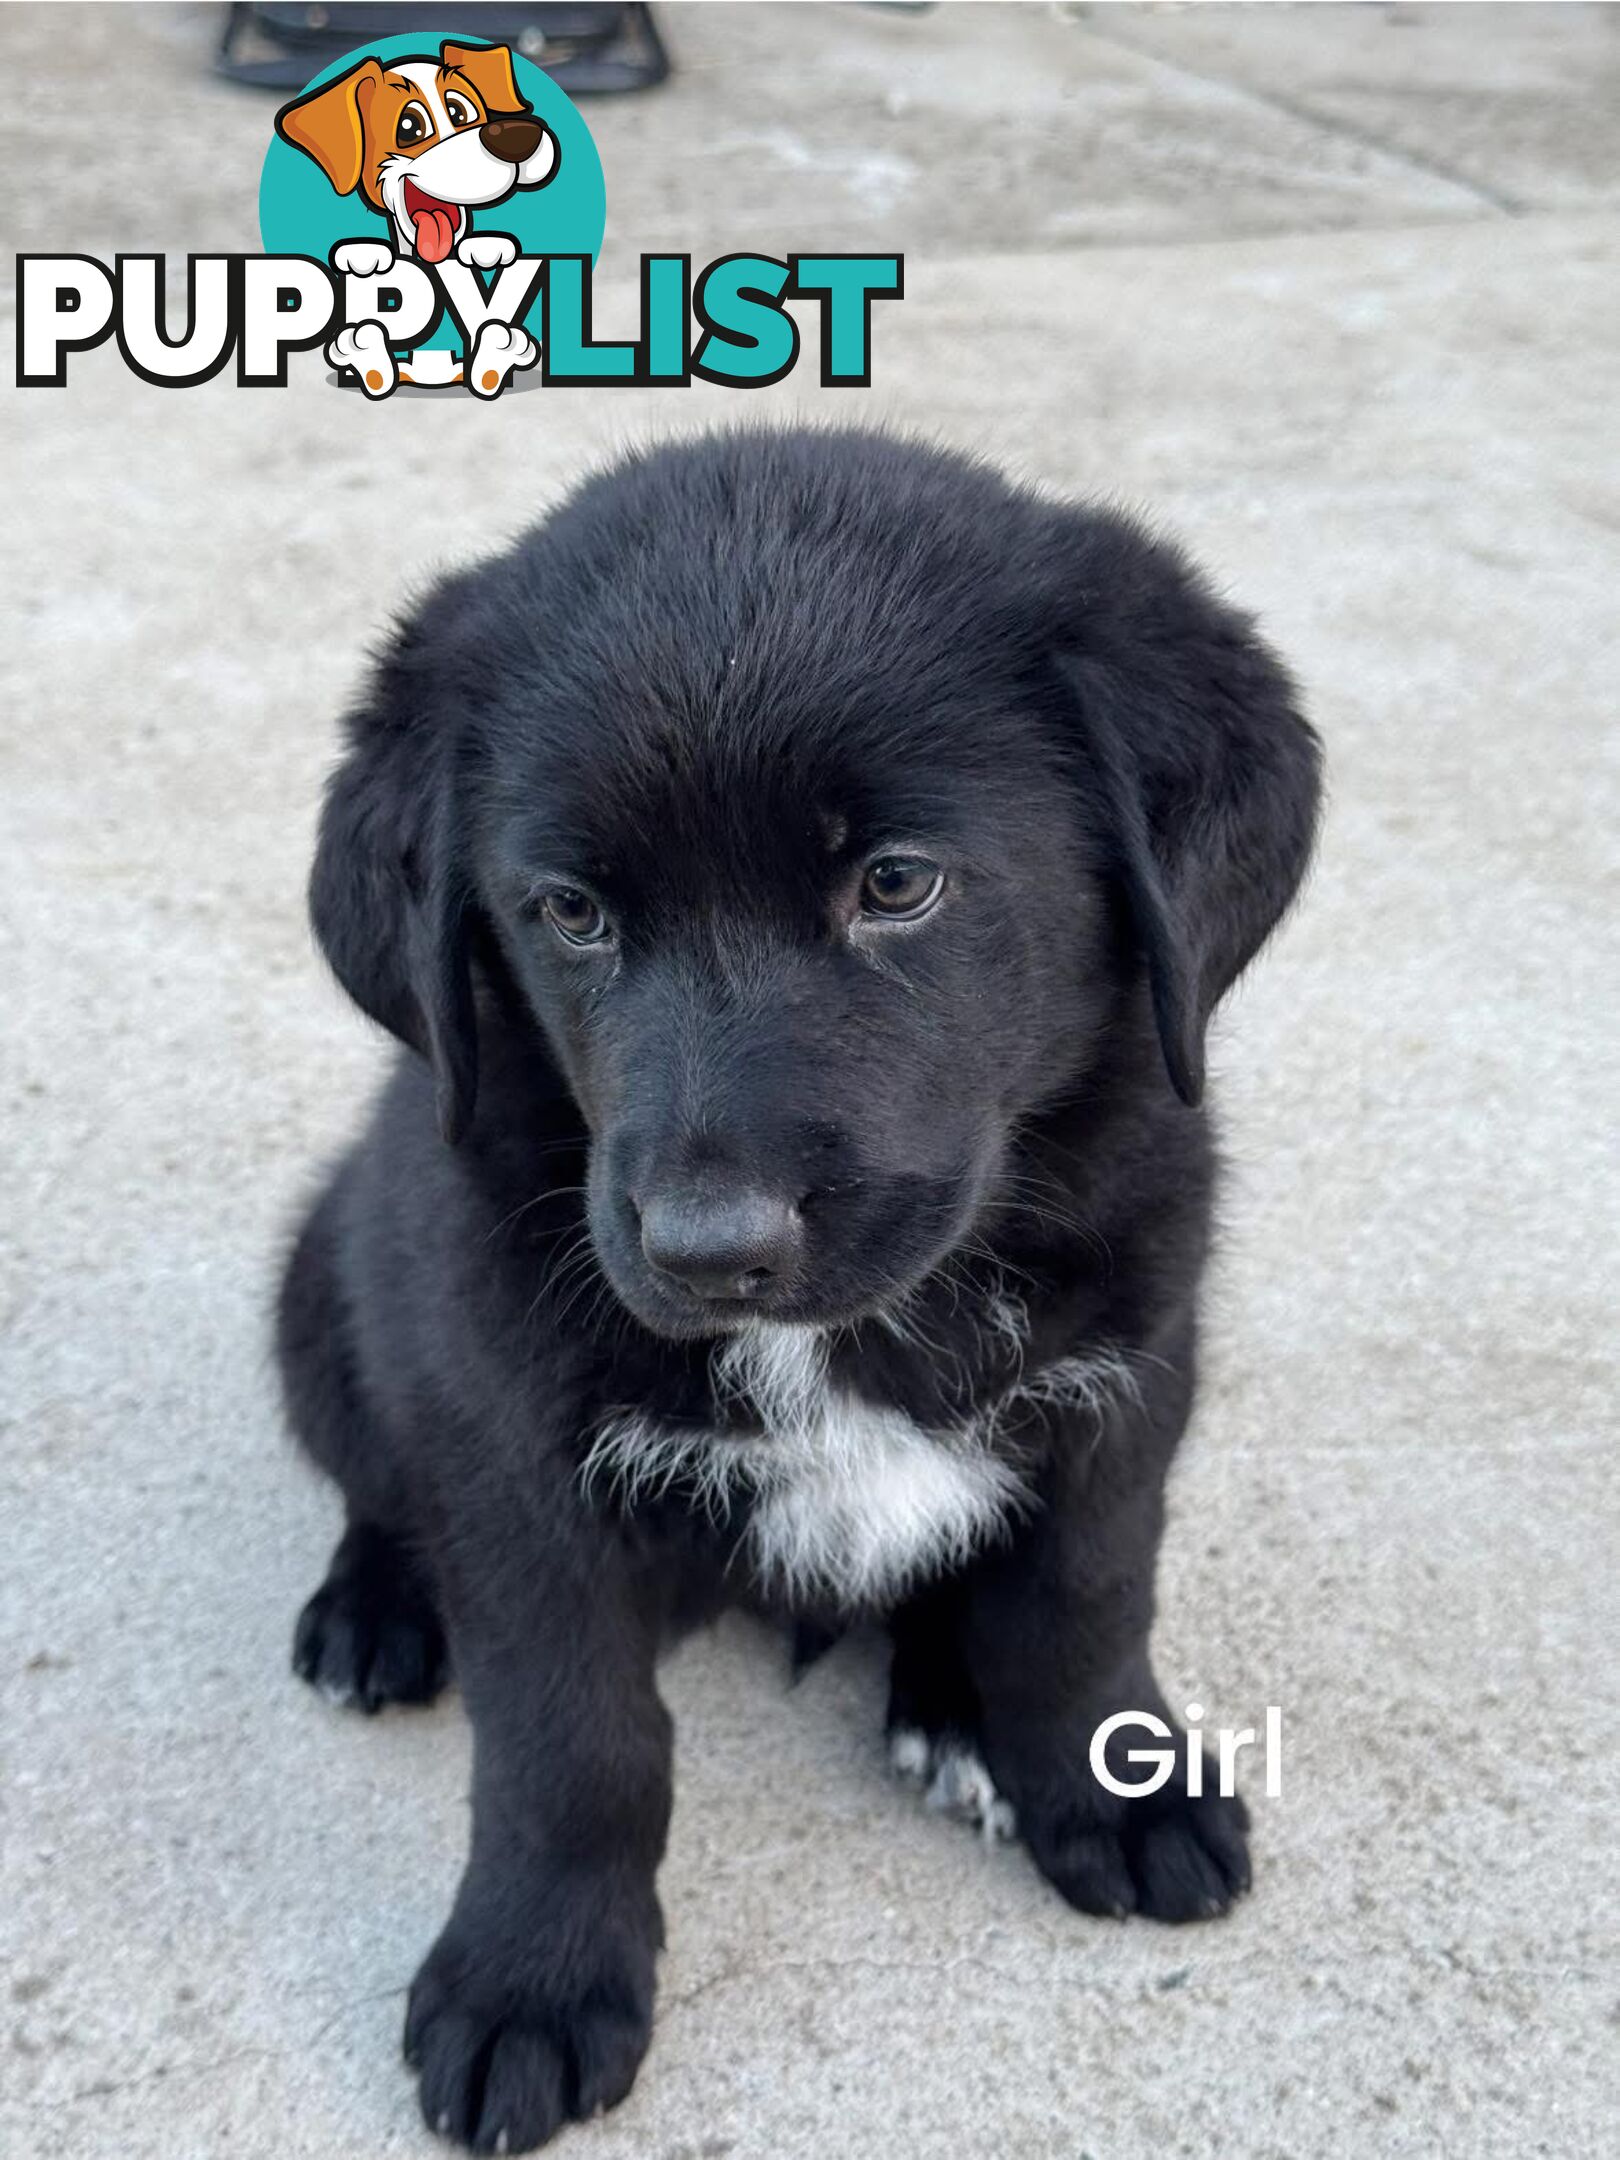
<box><xmin>278</xmin><ymin>428</ymin><xmax>1319</xmax><ymax>2152</ymax></box>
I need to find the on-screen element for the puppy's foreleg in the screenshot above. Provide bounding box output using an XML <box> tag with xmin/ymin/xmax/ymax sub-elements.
<box><xmin>404</xmin><ymin>1502</ymin><xmax>669</xmax><ymax>2153</ymax></box>
<box><xmin>960</xmin><ymin>1344</ymin><xmax>1253</xmax><ymax>1922</ymax></box>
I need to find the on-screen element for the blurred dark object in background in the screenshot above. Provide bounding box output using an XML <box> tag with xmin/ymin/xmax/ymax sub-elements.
<box><xmin>217</xmin><ymin>2</ymin><xmax>670</xmax><ymax>93</ymax></box>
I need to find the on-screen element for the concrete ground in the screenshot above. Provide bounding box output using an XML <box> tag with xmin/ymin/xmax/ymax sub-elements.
<box><xmin>3</xmin><ymin>4</ymin><xmax>1616</xmax><ymax>2155</ymax></box>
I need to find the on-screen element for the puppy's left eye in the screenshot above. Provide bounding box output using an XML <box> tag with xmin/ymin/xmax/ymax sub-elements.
<box><xmin>861</xmin><ymin>857</ymin><xmax>945</xmax><ymax>921</ymax></box>
<box><xmin>444</xmin><ymin>91</ymin><xmax>479</xmax><ymax>129</ymax></box>
<box><xmin>541</xmin><ymin>887</ymin><xmax>610</xmax><ymax>946</ymax></box>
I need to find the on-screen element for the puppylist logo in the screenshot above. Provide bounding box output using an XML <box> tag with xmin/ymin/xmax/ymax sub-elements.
<box><xmin>15</xmin><ymin>30</ymin><xmax>903</xmax><ymax>399</ymax></box>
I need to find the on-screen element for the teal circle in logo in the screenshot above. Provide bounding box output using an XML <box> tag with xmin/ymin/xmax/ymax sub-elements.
<box><xmin>258</xmin><ymin>31</ymin><xmax>604</xmax><ymax>354</ymax></box>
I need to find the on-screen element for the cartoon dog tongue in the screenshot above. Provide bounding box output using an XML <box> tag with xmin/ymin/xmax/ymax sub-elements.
<box><xmin>404</xmin><ymin>181</ymin><xmax>458</xmax><ymax>265</ymax></box>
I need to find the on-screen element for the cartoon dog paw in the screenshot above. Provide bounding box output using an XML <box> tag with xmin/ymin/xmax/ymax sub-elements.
<box><xmin>456</xmin><ymin>232</ymin><xmax>519</xmax><ymax>272</ymax></box>
<box><xmin>332</xmin><ymin>240</ymin><xmax>395</xmax><ymax>279</ymax></box>
<box><xmin>327</xmin><ymin>322</ymin><xmax>396</xmax><ymax>400</ymax></box>
<box><xmin>469</xmin><ymin>321</ymin><xmax>537</xmax><ymax>399</ymax></box>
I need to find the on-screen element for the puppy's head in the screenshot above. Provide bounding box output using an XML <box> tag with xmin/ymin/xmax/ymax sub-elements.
<box><xmin>312</xmin><ymin>431</ymin><xmax>1319</xmax><ymax>1340</ymax></box>
<box><xmin>275</xmin><ymin>41</ymin><xmax>555</xmax><ymax>263</ymax></box>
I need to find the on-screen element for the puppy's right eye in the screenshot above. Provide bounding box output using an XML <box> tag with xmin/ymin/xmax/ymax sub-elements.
<box><xmin>541</xmin><ymin>887</ymin><xmax>609</xmax><ymax>946</ymax></box>
<box><xmin>861</xmin><ymin>856</ymin><xmax>945</xmax><ymax>921</ymax></box>
<box><xmin>395</xmin><ymin>102</ymin><xmax>433</xmax><ymax>149</ymax></box>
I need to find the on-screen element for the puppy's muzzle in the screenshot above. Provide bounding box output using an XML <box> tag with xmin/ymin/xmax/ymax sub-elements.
<box><xmin>480</xmin><ymin>115</ymin><xmax>545</xmax><ymax>165</ymax></box>
<box><xmin>639</xmin><ymin>1188</ymin><xmax>804</xmax><ymax>1304</ymax></box>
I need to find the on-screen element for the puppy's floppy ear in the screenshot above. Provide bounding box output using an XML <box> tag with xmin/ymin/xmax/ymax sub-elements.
<box><xmin>310</xmin><ymin>622</ymin><xmax>478</xmax><ymax>1144</ymax></box>
<box><xmin>1054</xmin><ymin>517</ymin><xmax>1322</xmax><ymax>1107</ymax></box>
<box><xmin>440</xmin><ymin>40</ymin><xmax>530</xmax><ymax>116</ymax></box>
<box><xmin>275</xmin><ymin>58</ymin><xmax>383</xmax><ymax>197</ymax></box>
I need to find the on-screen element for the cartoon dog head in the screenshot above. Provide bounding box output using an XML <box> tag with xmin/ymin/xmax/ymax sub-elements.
<box><xmin>275</xmin><ymin>41</ymin><xmax>558</xmax><ymax>263</ymax></box>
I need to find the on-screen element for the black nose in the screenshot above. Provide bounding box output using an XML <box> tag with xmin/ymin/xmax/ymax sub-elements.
<box><xmin>639</xmin><ymin>1189</ymin><xmax>803</xmax><ymax>1301</ymax></box>
<box><xmin>480</xmin><ymin>115</ymin><xmax>544</xmax><ymax>165</ymax></box>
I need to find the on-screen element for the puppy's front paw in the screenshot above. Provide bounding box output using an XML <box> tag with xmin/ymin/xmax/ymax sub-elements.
<box><xmin>456</xmin><ymin>232</ymin><xmax>519</xmax><ymax>271</ymax></box>
<box><xmin>1022</xmin><ymin>1765</ymin><xmax>1251</xmax><ymax>1924</ymax></box>
<box><xmin>333</xmin><ymin>240</ymin><xmax>395</xmax><ymax>278</ymax></box>
<box><xmin>405</xmin><ymin>1915</ymin><xmax>655</xmax><ymax>2152</ymax></box>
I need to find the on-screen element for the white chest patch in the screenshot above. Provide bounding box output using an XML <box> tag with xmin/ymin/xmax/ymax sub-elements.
<box><xmin>581</xmin><ymin>1322</ymin><xmax>1028</xmax><ymax>1607</ymax></box>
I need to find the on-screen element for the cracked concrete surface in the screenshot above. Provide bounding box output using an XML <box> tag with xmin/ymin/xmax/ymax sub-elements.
<box><xmin>2</xmin><ymin>5</ymin><xmax>1616</xmax><ymax>2156</ymax></box>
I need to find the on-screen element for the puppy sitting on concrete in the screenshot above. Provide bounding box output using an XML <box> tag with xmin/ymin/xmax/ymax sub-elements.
<box><xmin>277</xmin><ymin>428</ymin><xmax>1321</xmax><ymax>2152</ymax></box>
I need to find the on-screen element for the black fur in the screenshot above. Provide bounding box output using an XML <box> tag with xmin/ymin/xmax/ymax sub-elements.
<box><xmin>277</xmin><ymin>428</ymin><xmax>1320</xmax><ymax>2152</ymax></box>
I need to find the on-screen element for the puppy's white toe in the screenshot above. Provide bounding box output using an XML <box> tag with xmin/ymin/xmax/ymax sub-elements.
<box><xmin>332</xmin><ymin>240</ymin><xmax>395</xmax><ymax>279</ymax></box>
<box><xmin>925</xmin><ymin>1743</ymin><xmax>1018</xmax><ymax>1844</ymax></box>
<box><xmin>469</xmin><ymin>322</ymin><xmax>538</xmax><ymax>398</ymax></box>
<box><xmin>888</xmin><ymin>1724</ymin><xmax>933</xmax><ymax>1783</ymax></box>
<box><xmin>983</xmin><ymin>1793</ymin><xmax>1018</xmax><ymax>1843</ymax></box>
<box><xmin>326</xmin><ymin>322</ymin><xmax>396</xmax><ymax>399</ymax></box>
<box><xmin>457</xmin><ymin>232</ymin><xmax>519</xmax><ymax>271</ymax></box>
